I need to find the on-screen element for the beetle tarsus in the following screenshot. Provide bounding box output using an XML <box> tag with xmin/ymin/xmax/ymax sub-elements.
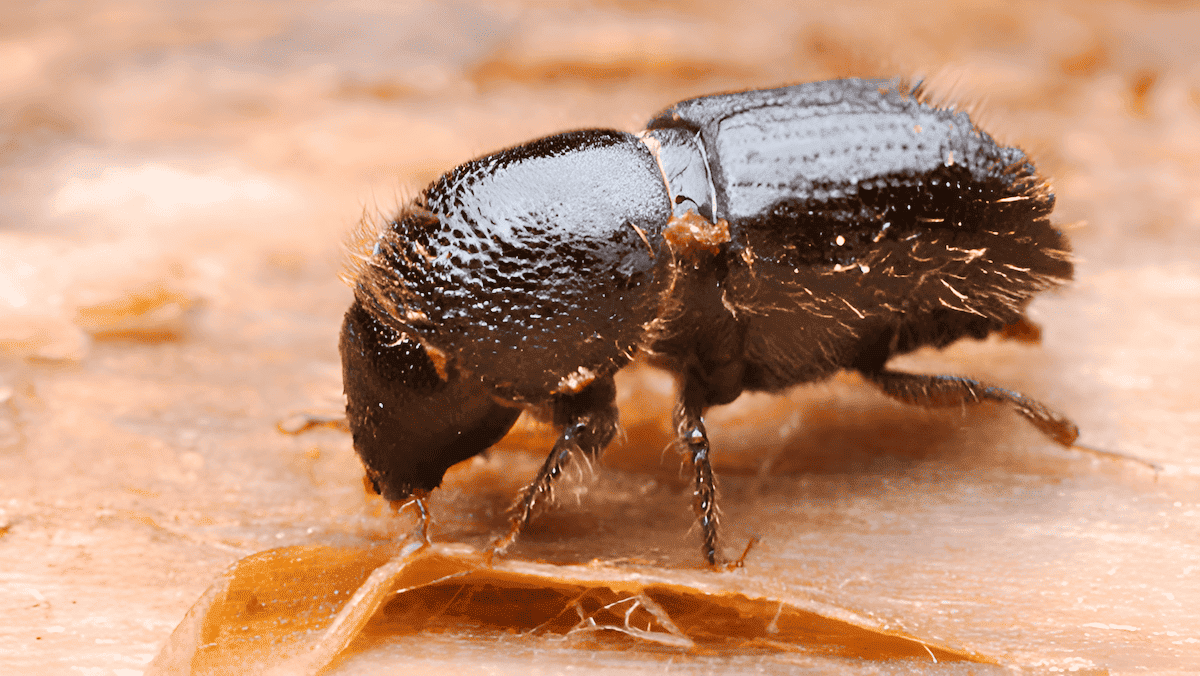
<box><xmin>1068</xmin><ymin>442</ymin><xmax>1164</xmax><ymax>473</ymax></box>
<box><xmin>728</xmin><ymin>535</ymin><xmax>760</xmax><ymax>571</ymax></box>
<box><xmin>862</xmin><ymin>369</ymin><xmax>1080</xmax><ymax>447</ymax></box>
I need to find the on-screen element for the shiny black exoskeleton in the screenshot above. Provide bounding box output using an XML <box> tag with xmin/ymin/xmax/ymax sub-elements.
<box><xmin>339</xmin><ymin>78</ymin><xmax>1077</xmax><ymax>565</ymax></box>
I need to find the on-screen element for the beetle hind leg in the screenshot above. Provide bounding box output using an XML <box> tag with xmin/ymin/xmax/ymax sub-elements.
<box><xmin>861</xmin><ymin>369</ymin><xmax>1079</xmax><ymax>446</ymax></box>
<box><xmin>489</xmin><ymin>378</ymin><xmax>619</xmax><ymax>559</ymax></box>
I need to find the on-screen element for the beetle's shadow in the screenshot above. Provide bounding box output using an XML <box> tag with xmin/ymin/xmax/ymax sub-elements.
<box><xmin>604</xmin><ymin>390</ymin><xmax>1048</xmax><ymax>483</ymax></box>
<box><xmin>461</xmin><ymin>390</ymin><xmax>1064</xmax><ymax>565</ymax></box>
<box><xmin>423</xmin><ymin>361</ymin><xmax>1096</xmax><ymax>567</ymax></box>
<box><xmin>747</xmin><ymin>401</ymin><xmax>1034</xmax><ymax>477</ymax></box>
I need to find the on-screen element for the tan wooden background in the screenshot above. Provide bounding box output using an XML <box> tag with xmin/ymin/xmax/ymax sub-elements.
<box><xmin>1</xmin><ymin>0</ymin><xmax>1197</xmax><ymax>673</ymax></box>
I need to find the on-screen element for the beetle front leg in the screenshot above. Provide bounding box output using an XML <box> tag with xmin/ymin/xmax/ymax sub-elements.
<box><xmin>489</xmin><ymin>378</ymin><xmax>619</xmax><ymax>559</ymax></box>
<box><xmin>862</xmin><ymin>369</ymin><xmax>1079</xmax><ymax>446</ymax></box>
<box><xmin>675</xmin><ymin>383</ymin><xmax>722</xmax><ymax>567</ymax></box>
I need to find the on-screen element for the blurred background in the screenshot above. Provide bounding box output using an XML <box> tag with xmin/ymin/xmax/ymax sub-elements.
<box><xmin>1</xmin><ymin>0</ymin><xmax>1198</xmax><ymax>673</ymax></box>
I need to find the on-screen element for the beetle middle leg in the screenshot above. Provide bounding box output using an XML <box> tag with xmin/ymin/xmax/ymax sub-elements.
<box><xmin>861</xmin><ymin>369</ymin><xmax>1079</xmax><ymax>446</ymax></box>
<box><xmin>674</xmin><ymin>377</ymin><xmax>723</xmax><ymax>567</ymax></box>
<box><xmin>489</xmin><ymin>378</ymin><xmax>619</xmax><ymax>558</ymax></box>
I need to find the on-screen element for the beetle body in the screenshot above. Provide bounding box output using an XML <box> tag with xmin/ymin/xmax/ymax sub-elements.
<box><xmin>339</xmin><ymin>78</ymin><xmax>1076</xmax><ymax>564</ymax></box>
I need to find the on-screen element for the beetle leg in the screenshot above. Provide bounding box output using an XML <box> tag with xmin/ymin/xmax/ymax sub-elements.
<box><xmin>390</xmin><ymin>491</ymin><xmax>431</xmax><ymax>547</ymax></box>
<box><xmin>489</xmin><ymin>378</ymin><xmax>619</xmax><ymax>559</ymax></box>
<box><xmin>675</xmin><ymin>383</ymin><xmax>722</xmax><ymax>566</ymax></box>
<box><xmin>861</xmin><ymin>369</ymin><xmax>1079</xmax><ymax>447</ymax></box>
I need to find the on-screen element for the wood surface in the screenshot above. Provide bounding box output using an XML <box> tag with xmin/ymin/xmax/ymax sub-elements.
<box><xmin>1</xmin><ymin>1</ymin><xmax>1197</xmax><ymax>673</ymax></box>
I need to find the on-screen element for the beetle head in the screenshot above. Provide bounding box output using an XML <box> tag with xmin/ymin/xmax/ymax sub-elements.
<box><xmin>338</xmin><ymin>300</ymin><xmax>521</xmax><ymax>501</ymax></box>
